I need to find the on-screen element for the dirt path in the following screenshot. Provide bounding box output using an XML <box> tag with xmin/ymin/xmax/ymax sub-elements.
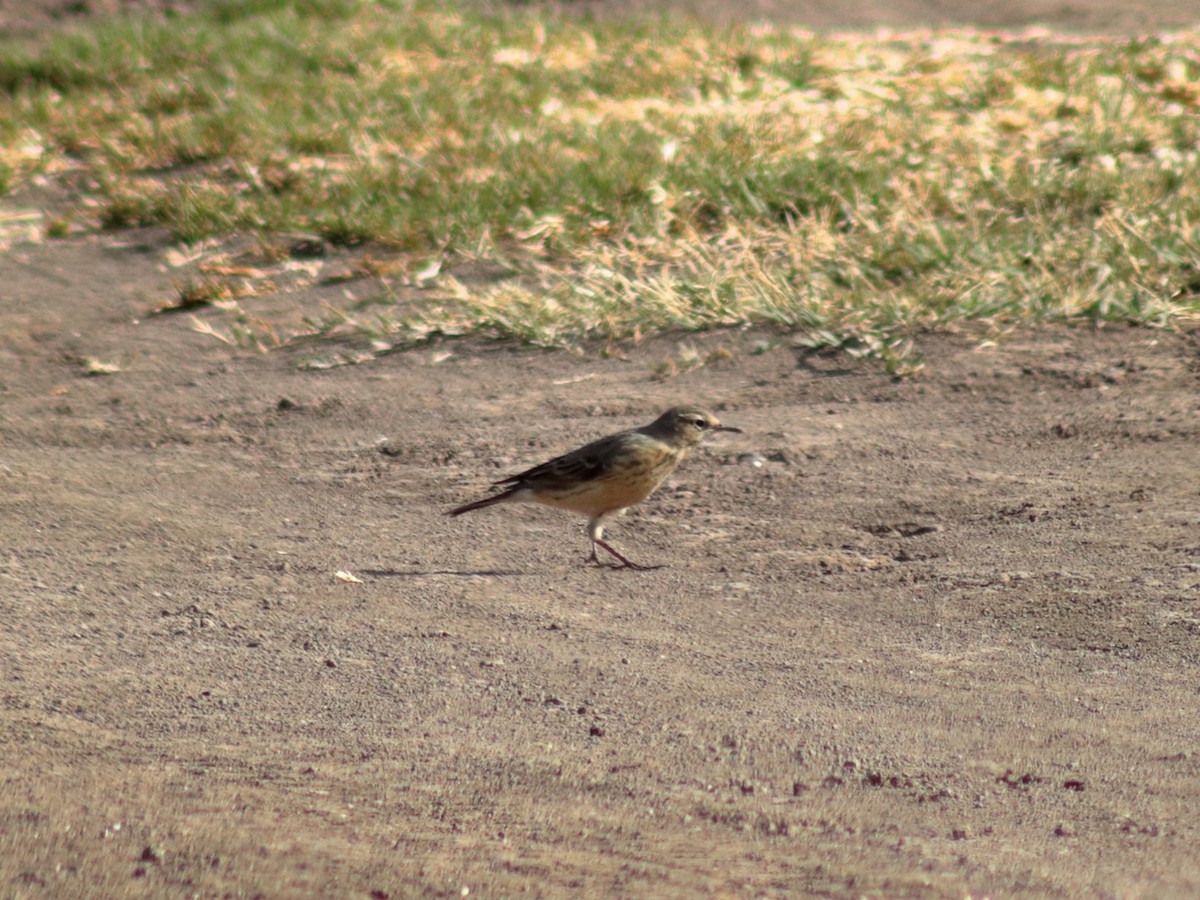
<box><xmin>5</xmin><ymin>0</ymin><xmax>1200</xmax><ymax>894</ymax></box>
<box><xmin>2</xmin><ymin>222</ymin><xmax>1199</xmax><ymax>896</ymax></box>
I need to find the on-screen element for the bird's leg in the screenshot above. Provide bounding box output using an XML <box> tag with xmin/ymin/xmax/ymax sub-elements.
<box><xmin>584</xmin><ymin>518</ymin><xmax>609</xmax><ymax>567</ymax></box>
<box><xmin>591</xmin><ymin>537</ymin><xmax>663</xmax><ymax>572</ymax></box>
<box><xmin>585</xmin><ymin>516</ymin><xmax>663</xmax><ymax>571</ymax></box>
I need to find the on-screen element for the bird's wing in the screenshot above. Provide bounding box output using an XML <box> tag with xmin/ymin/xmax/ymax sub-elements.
<box><xmin>494</xmin><ymin>432</ymin><xmax>627</xmax><ymax>489</ymax></box>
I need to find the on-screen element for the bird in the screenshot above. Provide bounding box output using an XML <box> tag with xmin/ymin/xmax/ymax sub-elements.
<box><xmin>448</xmin><ymin>405</ymin><xmax>742</xmax><ymax>570</ymax></box>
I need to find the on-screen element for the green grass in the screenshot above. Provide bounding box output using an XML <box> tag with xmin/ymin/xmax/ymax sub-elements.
<box><xmin>2</xmin><ymin>0</ymin><xmax>1200</xmax><ymax>370</ymax></box>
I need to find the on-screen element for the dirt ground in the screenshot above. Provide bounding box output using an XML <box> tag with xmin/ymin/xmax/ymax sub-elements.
<box><xmin>4</xmin><ymin>2</ymin><xmax>1200</xmax><ymax>899</ymax></box>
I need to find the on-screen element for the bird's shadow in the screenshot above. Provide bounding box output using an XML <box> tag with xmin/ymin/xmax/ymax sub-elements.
<box><xmin>356</xmin><ymin>563</ymin><xmax>659</xmax><ymax>577</ymax></box>
<box><xmin>358</xmin><ymin>568</ymin><xmax>522</xmax><ymax>578</ymax></box>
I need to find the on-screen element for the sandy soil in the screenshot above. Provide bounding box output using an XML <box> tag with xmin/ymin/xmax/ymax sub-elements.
<box><xmin>3</xmin><ymin>219</ymin><xmax>1200</xmax><ymax>898</ymax></box>
<box><xmin>3</xmin><ymin>2</ymin><xmax>1200</xmax><ymax>898</ymax></box>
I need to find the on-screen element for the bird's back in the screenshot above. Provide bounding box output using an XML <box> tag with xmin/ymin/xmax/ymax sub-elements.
<box><xmin>501</xmin><ymin>428</ymin><xmax>681</xmax><ymax>516</ymax></box>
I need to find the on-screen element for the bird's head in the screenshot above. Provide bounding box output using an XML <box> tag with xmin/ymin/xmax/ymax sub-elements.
<box><xmin>649</xmin><ymin>406</ymin><xmax>742</xmax><ymax>447</ymax></box>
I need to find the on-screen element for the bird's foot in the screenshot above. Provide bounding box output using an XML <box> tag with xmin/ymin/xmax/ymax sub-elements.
<box><xmin>589</xmin><ymin>539</ymin><xmax>664</xmax><ymax>571</ymax></box>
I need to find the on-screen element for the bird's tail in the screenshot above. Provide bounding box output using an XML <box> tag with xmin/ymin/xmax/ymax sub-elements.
<box><xmin>447</xmin><ymin>491</ymin><xmax>513</xmax><ymax>517</ymax></box>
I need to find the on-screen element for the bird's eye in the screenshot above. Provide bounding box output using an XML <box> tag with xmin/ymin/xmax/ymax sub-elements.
<box><xmin>694</xmin><ymin>418</ymin><xmax>708</xmax><ymax>429</ymax></box>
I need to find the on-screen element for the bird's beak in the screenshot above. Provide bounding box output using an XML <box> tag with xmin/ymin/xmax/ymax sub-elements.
<box><xmin>714</xmin><ymin>423</ymin><xmax>742</xmax><ymax>434</ymax></box>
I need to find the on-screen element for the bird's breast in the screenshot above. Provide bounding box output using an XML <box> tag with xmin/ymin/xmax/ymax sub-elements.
<box><xmin>535</xmin><ymin>442</ymin><xmax>680</xmax><ymax>516</ymax></box>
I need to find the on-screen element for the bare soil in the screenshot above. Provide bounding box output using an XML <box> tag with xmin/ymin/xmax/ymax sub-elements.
<box><xmin>3</xmin><ymin>2</ymin><xmax>1200</xmax><ymax>898</ymax></box>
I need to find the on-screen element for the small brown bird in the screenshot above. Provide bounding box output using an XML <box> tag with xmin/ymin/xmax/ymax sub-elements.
<box><xmin>448</xmin><ymin>406</ymin><xmax>741</xmax><ymax>570</ymax></box>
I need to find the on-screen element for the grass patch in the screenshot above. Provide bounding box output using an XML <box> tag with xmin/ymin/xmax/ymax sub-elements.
<box><xmin>2</xmin><ymin>1</ymin><xmax>1200</xmax><ymax>368</ymax></box>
